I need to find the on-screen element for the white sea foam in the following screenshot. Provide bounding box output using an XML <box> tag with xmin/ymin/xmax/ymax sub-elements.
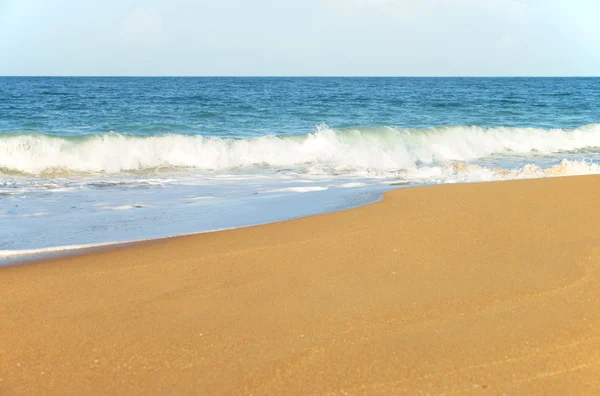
<box><xmin>404</xmin><ymin>159</ymin><xmax>600</xmax><ymax>184</ymax></box>
<box><xmin>109</xmin><ymin>204</ymin><xmax>145</xmax><ymax>210</ymax></box>
<box><xmin>268</xmin><ymin>186</ymin><xmax>329</xmax><ymax>193</ymax></box>
<box><xmin>2</xmin><ymin>125</ymin><xmax>600</xmax><ymax>175</ymax></box>
<box><xmin>0</xmin><ymin>242</ymin><xmax>123</xmax><ymax>258</ymax></box>
<box><xmin>340</xmin><ymin>182</ymin><xmax>368</xmax><ymax>188</ymax></box>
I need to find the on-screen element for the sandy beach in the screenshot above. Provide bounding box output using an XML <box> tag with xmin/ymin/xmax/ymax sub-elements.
<box><xmin>2</xmin><ymin>175</ymin><xmax>600</xmax><ymax>395</ymax></box>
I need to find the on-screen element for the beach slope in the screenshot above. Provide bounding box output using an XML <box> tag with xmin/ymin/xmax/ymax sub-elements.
<box><xmin>2</xmin><ymin>176</ymin><xmax>600</xmax><ymax>395</ymax></box>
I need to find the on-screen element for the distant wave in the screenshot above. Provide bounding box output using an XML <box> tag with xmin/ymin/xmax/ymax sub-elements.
<box><xmin>1</xmin><ymin>124</ymin><xmax>600</xmax><ymax>175</ymax></box>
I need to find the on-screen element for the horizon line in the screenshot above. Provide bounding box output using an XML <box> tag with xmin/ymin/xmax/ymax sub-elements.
<box><xmin>1</xmin><ymin>75</ymin><xmax>599</xmax><ymax>78</ymax></box>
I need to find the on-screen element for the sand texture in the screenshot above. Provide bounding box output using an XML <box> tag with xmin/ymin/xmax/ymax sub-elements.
<box><xmin>2</xmin><ymin>175</ymin><xmax>600</xmax><ymax>395</ymax></box>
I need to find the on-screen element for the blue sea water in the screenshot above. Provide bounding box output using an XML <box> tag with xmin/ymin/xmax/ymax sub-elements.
<box><xmin>1</xmin><ymin>77</ymin><xmax>600</xmax><ymax>262</ymax></box>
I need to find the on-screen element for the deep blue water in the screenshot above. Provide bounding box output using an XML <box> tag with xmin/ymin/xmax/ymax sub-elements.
<box><xmin>1</xmin><ymin>77</ymin><xmax>599</xmax><ymax>138</ymax></box>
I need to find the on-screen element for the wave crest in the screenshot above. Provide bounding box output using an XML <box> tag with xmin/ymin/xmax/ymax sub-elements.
<box><xmin>1</xmin><ymin>125</ymin><xmax>600</xmax><ymax>175</ymax></box>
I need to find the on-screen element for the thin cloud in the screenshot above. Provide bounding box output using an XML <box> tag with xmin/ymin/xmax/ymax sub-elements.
<box><xmin>120</xmin><ymin>8</ymin><xmax>165</xmax><ymax>49</ymax></box>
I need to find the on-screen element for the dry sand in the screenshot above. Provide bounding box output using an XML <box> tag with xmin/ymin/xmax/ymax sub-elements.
<box><xmin>2</xmin><ymin>175</ymin><xmax>600</xmax><ymax>395</ymax></box>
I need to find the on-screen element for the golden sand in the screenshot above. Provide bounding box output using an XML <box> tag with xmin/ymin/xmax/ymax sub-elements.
<box><xmin>2</xmin><ymin>175</ymin><xmax>600</xmax><ymax>395</ymax></box>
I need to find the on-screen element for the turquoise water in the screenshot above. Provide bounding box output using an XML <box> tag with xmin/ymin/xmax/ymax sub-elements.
<box><xmin>1</xmin><ymin>77</ymin><xmax>600</xmax><ymax>261</ymax></box>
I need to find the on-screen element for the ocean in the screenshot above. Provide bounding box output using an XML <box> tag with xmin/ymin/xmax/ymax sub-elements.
<box><xmin>1</xmin><ymin>77</ymin><xmax>600</xmax><ymax>263</ymax></box>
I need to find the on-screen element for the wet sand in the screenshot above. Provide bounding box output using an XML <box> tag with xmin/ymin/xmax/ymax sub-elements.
<box><xmin>2</xmin><ymin>175</ymin><xmax>600</xmax><ymax>395</ymax></box>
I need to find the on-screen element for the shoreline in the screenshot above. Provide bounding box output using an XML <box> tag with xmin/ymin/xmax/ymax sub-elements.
<box><xmin>0</xmin><ymin>173</ymin><xmax>587</xmax><ymax>267</ymax></box>
<box><xmin>0</xmin><ymin>186</ymin><xmax>390</xmax><ymax>267</ymax></box>
<box><xmin>2</xmin><ymin>175</ymin><xmax>600</xmax><ymax>394</ymax></box>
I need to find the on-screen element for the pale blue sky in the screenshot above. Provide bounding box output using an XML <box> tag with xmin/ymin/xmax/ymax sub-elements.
<box><xmin>0</xmin><ymin>0</ymin><xmax>599</xmax><ymax>76</ymax></box>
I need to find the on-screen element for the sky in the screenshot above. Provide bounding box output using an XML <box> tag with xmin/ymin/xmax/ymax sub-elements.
<box><xmin>0</xmin><ymin>0</ymin><xmax>599</xmax><ymax>76</ymax></box>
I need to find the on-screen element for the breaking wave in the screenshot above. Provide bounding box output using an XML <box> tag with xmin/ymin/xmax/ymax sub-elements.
<box><xmin>2</xmin><ymin>124</ymin><xmax>600</xmax><ymax>175</ymax></box>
